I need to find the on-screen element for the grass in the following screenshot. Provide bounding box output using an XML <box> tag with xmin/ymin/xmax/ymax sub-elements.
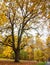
<box><xmin>37</xmin><ymin>62</ymin><xmax>46</xmax><ymax>65</ymax></box>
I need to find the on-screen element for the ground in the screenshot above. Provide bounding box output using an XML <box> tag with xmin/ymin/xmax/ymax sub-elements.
<box><xmin>0</xmin><ymin>59</ymin><xmax>47</xmax><ymax>65</ymax></box>
<box><xmin>0</xmin><ymin>60</ymin><xmax>38</xmax><ymax>65</ymax></box>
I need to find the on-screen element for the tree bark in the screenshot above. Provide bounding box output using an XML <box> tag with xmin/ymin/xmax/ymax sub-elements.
<box><xmin>11</xmin><ymin>22</ymin><xmax>24</xmax><ymax>62</ymax></box>
<box><xmin>11</xmin><ymin>23</ymin><xmax>20</xmax><ymax>62</ymax></box>
<box><xmin>14</xmin><ymin>37</ymin><xmax>21</xmax><ymax>62</ymax></box>
<box><xmin>14</xmin><ymin>48</ymin><xmax>20</xmax><ymax>62</ymax></box>
<box><xmin>14</xmin><ymin>26</ymin><xmax>24</xmax><ymax>62</ymax></box>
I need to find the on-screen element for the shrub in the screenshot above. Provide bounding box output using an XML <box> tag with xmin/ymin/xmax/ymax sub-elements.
<box><xmin>20</xmin><ymin>50</ymin><xmax>29</xmax><ymax>60</ymax></box>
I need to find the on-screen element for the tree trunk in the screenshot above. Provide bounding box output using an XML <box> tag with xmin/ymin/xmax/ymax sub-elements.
<box><xmin>48</xmin><ymin>58</ymin><xmax>50</xmax><ymax>61</ymax></box>
<box><xmin>14</xmin><ymin>23</ymin><xmax>23</xmax><ymax>62</ymax></box>
<box><xmin>14</xmin><ymin>48</ymin><xmax>20</xmax><ymax>62</ymax></box>
<box><xmin>11</xmin><ymin>23</ymin><xmax>20</xmax><ymax>62</ymax></box>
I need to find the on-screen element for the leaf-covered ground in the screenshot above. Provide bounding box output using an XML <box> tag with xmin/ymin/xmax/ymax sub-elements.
<box><xmin>0</xmin><ymin>61</ymin><xmax>37</xmax><ymax>65</ymax></box>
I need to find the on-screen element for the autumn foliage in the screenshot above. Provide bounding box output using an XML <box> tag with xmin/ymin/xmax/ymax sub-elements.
<box><xmin>0</xmin><ymin>0</ymin><xmax>50</xmax><ymax>62</ymax></box>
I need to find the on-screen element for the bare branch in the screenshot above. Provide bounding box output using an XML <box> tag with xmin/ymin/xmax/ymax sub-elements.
<box><xmin>23</xmin><ymin>0</ymin><xmax>28</xmax><ymax>18</ymax></box>
<box><xmin>24</xmin><ymin>26</ymin><xmax>38</xmax><ymax>30</ymax></box>
<box><xmin>24</xmin><ymin>31</ymin><xmax>32</xmax><ymax>37</ymax></box>
<box><xmin>24</xmin><ymin>12</ymin><xmax>42</xmax><ymax>27</ymax></box>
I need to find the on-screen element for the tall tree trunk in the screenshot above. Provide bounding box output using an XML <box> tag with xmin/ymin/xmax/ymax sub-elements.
<box><xmin>14</xmin><ymin>29</ymin><xmax>23</xmax><ymax>62</ymax></box>
<box><xmin>14</xmin><ymin>48</ymin><xmax>20</xmax><ymax>62</ymax></box>
<box><xmin>14</xmin><ymin>37</ymin><xmax>21</xmax><ymax>62</ymax></box>
<box><xmin>11</xmin><ymin>23</ymin><xmax>20</xmax><ymax>62</ymax></box>
<box><xmin>11</xmin><ymin>22</ymin><xmax>23</xmax><ymax>62</ymax></box>
<box><xmin>11</xmin><ymin>23</ymin><xmax>19</xmax><ymax>62</ymax></box>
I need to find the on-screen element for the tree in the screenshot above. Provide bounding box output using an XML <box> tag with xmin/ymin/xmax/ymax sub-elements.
<box><xmin>3</xmin><ymin>46</ymin><xmax>13</xmax><ymax>58</ymax></box>
<box><xmin>0</xmin><ymin>0</ymin><xmax>50</xmax><ymax>62</ymax></box>
<box><xmin>46</xmin><ymin>36</ymin><xmax>50</xmax><ymax>47</ymax></box>
<box><xmin>46</xmin><ymin>36</ymin><xmax>50</xmax><ymax>61</ymax></box>
<box><xmin>35</xmin><ymin>35</ymin><xmax>45</xmax><ymax>49</ymax></box>
<box><xmin>34</xmin><ymin>48</ymin><xmax>48</xmax><ymax>61</ymax></box>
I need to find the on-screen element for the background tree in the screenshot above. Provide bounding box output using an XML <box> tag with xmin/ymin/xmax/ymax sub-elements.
<box><xmin>35</xmin><ymin>35</ymin><xmax>45</xmax><ymax>50</ymax></box>
<box><xmin>46</xmin><ymin>36</ymin><xmax>50</xmax><ymax>61</ymax></box>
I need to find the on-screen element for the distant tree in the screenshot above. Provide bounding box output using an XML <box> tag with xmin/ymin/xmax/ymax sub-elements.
<box><xmin>35</xmin><ymin>35</ymin><xmax>45</xmax><ymax>49</ymax></box>
<box><xmin>46</xmin><ymin>36</ymin><xmax>50</xmax><ymax>61</ymax></box>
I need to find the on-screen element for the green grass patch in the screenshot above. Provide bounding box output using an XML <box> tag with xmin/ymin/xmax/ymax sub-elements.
<box><xmin>37</xmin><ymin>62</ymin><xmax>46</xmax><ymax>65</ymax></box>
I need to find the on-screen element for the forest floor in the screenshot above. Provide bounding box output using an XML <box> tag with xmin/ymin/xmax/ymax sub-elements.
<box><xmin>0</xmin><ymin>59</ymin><xmax>38</xmax><ymax>65</ymax></box>
<box><xmin>0</xmin><ymin>59</ymin><xmax>46</xmax><ymax>65</ymax></box>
